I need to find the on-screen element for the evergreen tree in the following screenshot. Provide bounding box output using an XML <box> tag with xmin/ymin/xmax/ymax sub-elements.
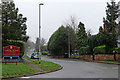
<box><xmin>99</xmin><ymin>26</ymin><xmax>104</xmax><ymax>34</ymax></box>
<box><xmin>2</xmin><ymin>1</ymin><xmax>29</xmax><ymax>42</ymax></box>
<box><xmin>88</xmin><ymin>35</ymin><xmax>99</xmax><ymax>53</ymax></box>
<box><xmin>103</xmin><ymin>0</ymin><xmax>119</xmax><ymax>47</ymax></box>
<box><xmin>47</xmin><ymin>26</ymin><xmax>68</xmax><ymax>56</ymax></box>
<box><xmin>76</xmin><ymin>22</ymin><xmax>88</xmax><ymax>49</ymax></box>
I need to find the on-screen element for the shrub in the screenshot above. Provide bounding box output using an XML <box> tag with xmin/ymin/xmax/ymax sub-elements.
<box><xmin>115</xmin><ymin>47</ymin><xmax>120</xmax><ymax>53</ymax></box>
<box><xmin>42</xmin><ymin>51</ymin><xmax>48</xmax><ymax>55</ymax></box>
<box><xmin>93</xmin><ymin>45</ymin><xmax>106</xmax><ymax>54</ymax></box>
<box><xmin>79</xmin><ymin>46</ymin><xmax>91</xmax><ymax>55</ymax></box>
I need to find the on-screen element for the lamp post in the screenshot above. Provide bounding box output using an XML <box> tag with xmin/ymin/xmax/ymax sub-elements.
<box><xmin>39</xmin><ymin>3</ymin><xmax>44</xmax><ymax>64</ymax></box>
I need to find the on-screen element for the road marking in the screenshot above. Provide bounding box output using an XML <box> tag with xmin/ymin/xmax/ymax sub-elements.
<box><xmin>20</xmin><ymin>77</ymin><xmax>30</xmax><ymax>78</ymax></box>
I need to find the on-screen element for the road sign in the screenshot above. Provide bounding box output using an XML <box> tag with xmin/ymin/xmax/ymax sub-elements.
<box><xmin>3</xmin><ymin>45</ymin><xmax>20</xmax><ymax>65</ymax></box>
<box><xmin>3</xmin><ymin>45</ymin><xmax>19</xmax><ymax>56</ymax></box>
<box><xmin>3</xmin><ymin>56</ymin><xmax>19</xmax><ymax>62</ymax></box>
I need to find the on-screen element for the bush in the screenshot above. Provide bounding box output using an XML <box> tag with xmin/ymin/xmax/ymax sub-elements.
<box><xmin>79</xmin><ymin>46</ymin><xmax>91</xmax><ymax>55</ymax></box>
<box><xmin>42</xmin><ymin>51</ymin><xmax>48</xmax><ymax>55</ymax></box>
<box><xmin>115</xmin><ymin>47</ymin><xmax>120</xmax><ymax>53</ymax></box>
<box><xmin>2</xmin><ymin>40</ymin><xmax>25</xmax><ymax>58</ymax></box>
<box><xmin>93</xmin><ymin>45</ymin><xmax>106</xmax><ymax>54</ymax></box>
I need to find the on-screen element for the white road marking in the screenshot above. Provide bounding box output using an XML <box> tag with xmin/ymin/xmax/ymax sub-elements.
<box><xmin>20</xmin><ymin>77</ymin><xmax>30</xmax><ymax>78</ymax></box>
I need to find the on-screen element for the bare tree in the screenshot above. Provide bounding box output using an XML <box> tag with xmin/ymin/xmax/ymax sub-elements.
<box><xmin>24</xmin><ymin>39</ymin><xmax>35</xmax><ymax>52</ymax></box>
<box><xmin>87</xmin><ymin>29</ymin><xmax>92</xmax><ymax>37</ymax></box>
<box><xmin>63</xmin><ymin>16</ymin><xmax>78</xmax><ymax>57</ymax></box>
<box><xmin>64</xmin><ymin>15</ymin><xmax>78</xmax><ymax>33</ymax></box>
<box><xmin>35</xmin><ymin>37</ymin><xmax>46</xmax><ymax>52</ymax></box>
<box><xmin>41</xmin><ymin>38</ymin><xmax>46</xmax><ymax>46</ymax></box>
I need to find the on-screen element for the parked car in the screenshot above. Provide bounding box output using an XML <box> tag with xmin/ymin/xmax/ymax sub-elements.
<box><xmin>72</xmin><ymin>53</ymin><xmax>79</xmax><ymax>56</ymax></box>
<box><xmin>31</xmin><ymin>53</ymin><xmax>39</xmax><ymax>59</ymax></box>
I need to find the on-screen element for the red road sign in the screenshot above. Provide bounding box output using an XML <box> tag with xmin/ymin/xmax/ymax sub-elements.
<box><xmin>3</xmin><ymin>45</ymin><xmax>20</xmax><ymax>56</ymax></box>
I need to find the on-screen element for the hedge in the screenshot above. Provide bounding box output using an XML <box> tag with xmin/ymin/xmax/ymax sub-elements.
<box><xmin>2</xmin><ymin>40</ymin><xmax>25</xmax><ymax>58</ymax></box>
<box><xmin>93</xmin><ymin>45</ymin><xmax>106</xmax><ymax>54</ymax></box>
<box><xmin>115</xmin><ymin>47</ymin><xmax>120</xmax><ymax>53</ymax></box>
<box><xmin>42</xmin><ymin>51</ymin><xmax>48</xmax><ymax>55</ymax></box>
<box><xmin>79</xmin><ymin>46</ymin><xmax>91</xmax><ymax>55</ymax></box>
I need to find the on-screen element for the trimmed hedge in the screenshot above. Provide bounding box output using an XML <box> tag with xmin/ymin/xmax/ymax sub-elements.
<box><xmin>2</xmin><ymin>40</ymin><xmax>25</xmax><ymax>58</ymax></box>
<box><xmin>79</xmin><ymin>46</ymin><xmax>91</xmax><ymax>55</ymax></box>
<box><xmin>93</xmin><ymin>45</ymin><xmax>106</xmax><ymax>54</ymax></box>
<box><xmin>42</xmin><ymin>51</ymin><xmax>48</xmax><ymax>55</ymax></box>
<box><xmin>115</xmin><ymin>47</ymin><xmax>120</xmax><ymax>53</ymax></box>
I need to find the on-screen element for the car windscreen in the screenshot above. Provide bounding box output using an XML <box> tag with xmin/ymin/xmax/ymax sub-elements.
<box><xmin>35</xmin><ymin>53</ymin><xmax>39</xmax><ymax>55</ymax></box>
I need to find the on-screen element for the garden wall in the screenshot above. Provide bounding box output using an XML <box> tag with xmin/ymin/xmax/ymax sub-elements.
<box><xmin>70</xmin><ymin>55</ymin><xmax>93</xmax><ymax>61</ymax></box>
<box><xmin>95</xmin><ymin>54</ymin><xmax>114</xmax><ymax>60</ymax></box>
<box><xmin>70</xmin><ymin>54</ymin><xmax>120</xmax><ymax>61</ymax></box>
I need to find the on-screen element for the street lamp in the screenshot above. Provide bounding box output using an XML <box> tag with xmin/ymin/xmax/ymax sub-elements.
<box><xmin>39</xmin><ymin>3</ymin><xmax>44</xmax><ymax>64</ymax></box>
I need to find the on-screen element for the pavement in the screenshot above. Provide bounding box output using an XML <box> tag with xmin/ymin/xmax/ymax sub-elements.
<box><xmin>21</xmin><ymin>49</ymin><xmax>119</xmax><ymax>79</ymax></box>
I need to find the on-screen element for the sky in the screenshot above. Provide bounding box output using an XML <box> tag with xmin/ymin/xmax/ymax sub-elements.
<box><xmin>13</xmin><ymin>0</ymin><xmax>120</xmax><ymax>43</ymax></box>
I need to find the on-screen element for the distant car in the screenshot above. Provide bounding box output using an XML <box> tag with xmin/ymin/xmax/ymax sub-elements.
<box><xmin>31</xmin><ymin>53</ymin><xmax>39</xmax><ymax>59</ymax></box>
<box><xmin>72</xmin><ymin>53</ymin><xmax>79</xmax><ymax>56</ymax></box>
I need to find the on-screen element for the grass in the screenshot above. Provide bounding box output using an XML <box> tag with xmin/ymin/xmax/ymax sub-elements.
<box><xmin>23</xmin><ymin>53</ymin><xmax>62</xmax><ymax>72</ymax></box>
<box><xmin>95</xmin><ymin>60</ymin><xmax>120</xmax><ymax>65</ymax></box>
<box><xmin>2</xmin><ymin>53</ymin><xmax>61</xmax><ymax>77</ymax></box>
<box><xmin>0</xmin><ymin>63</ymin><xmax>2</xmax><ymax>78</ymax></box>
<box><xmin>35</xmin><ymin>60</ymin><xmax>61</xmax><ymax>72</ymax></box>
<box><xmin>2</xmin><ymin>63</ymin><xmax>36</xmax><ymax>77</ymax></box>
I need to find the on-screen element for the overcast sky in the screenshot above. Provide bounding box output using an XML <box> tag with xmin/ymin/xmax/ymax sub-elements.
<box><xmin>14</xmin><ymin>0</ymin><xmax>120</xmax><ymax>43</ymax></box>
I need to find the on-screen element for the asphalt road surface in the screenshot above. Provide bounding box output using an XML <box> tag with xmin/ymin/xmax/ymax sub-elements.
<box><xmin>24</xmin><ymin>49</ymin><xmax>119</xmax><ymax>78</ymax></box>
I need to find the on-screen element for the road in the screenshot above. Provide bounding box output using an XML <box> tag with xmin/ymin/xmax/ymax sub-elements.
<box><xmin>24</xmin><ymin>49</ymin><xmax>118</xmax><ymax>78</ymax></box>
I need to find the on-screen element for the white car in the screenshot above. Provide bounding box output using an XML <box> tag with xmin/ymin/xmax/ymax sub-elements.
<box><xmin>31</xmin><ymin>53</ymin><xmax>39</xmax><ymax>59</ymax></box>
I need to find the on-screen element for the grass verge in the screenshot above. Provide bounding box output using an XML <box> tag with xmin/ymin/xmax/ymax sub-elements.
<box><xmin>95</xmin><ymin>60</ymin><xmax>120</xmax><ymax>65</ymax></box>
<box><xmin>23</xmin><ymin>53</ymin><xmax>61</xmax><ymax>72</ymax></box>
<box><xmin>2</xmin><ymin>63</ymin><xmax>36</xmax><ymax>77</ymax></box>
<box><xmin>2</xmin><ymin>53</ymin><xmax>61</xmax><ymax>77</ymax></box>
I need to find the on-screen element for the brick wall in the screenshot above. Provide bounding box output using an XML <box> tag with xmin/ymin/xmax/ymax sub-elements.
<box><xmin>116</xmin><ymin>54</ymin><xmax>120</xmax><ymax>60</ymax></box>
<box><xmin>79</xmin><ymin>55</ymin><xmax>93</xmax><ymax>61</ymax></box>
<box><xmin>95</xmin><ymin>54</ymin><xmax>114</xmax><ymax>60</ymax></box>
<box><xmin>70</xmin><ymin>55</ymin><xmax>93</xmax><ymax>61</ymax></box>
<box><xmin>70</xmin><ymin>54</ymin><xmax>120</xmax><ymax>61</ymax></box>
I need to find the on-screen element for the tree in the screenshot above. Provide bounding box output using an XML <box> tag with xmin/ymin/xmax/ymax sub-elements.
<box><xmin>88</xmin><ymin>35</ymin><xmax>99</xmax><ymax>53</ymax></box>
<box><xmin>64</xmin><ymin>16</ymin><xmax>78</xmax><ymax>55</ymax></box>
<box><xmin>24</xmin><ymin>40</ymin><xmax>35</xmax><ymax>52</ymax></box>
<box><xmin>35</xmin><ymin>38</ymin><xmax>39</xmax><ymax>52</ymax></box>
<box><xmin>47</xmin><ymin>26</ymin><xmax>68</xmax><ymax>56</ymax></box>
<box><xmin>66</xmin><ymin>26</ymin><xmax>76</xmax><ymax>55</ymax></box>
<box><xmin>87</xmin><ymin>29</ymin><xmax>92</xmax><ymax>37</ymax></box>
<box><xmin>2</xmin><ymin>1</ymin><xmax>29</xmax><ymax>42</ymax></box>
<box><xmin>41</xmin><ymin>38</ymin><xmax>46</xmax><ymax>47</ymax></box>
<box><xmin>76</xmin><ymin>22</ymin><xmax>88</xmax><ymax>49</ymax></box>
<box><xmin>64</xmin><ymin>16</ymin><xmax>78</xmax><ymax>33</ymax></box>
<box><xmin>40</xmin><ymin>38</ymin><xmax>46</xmax><ymax>52</ymax></box>
<box><xmin>35</xmin><ymin>37</ymin><xmax>46</xmax><ymax>52</ymax></box>
<box><xmin>96</xmin><ymin>26</ymin><xmax>115</xmax><ymax>53</ymax></box>
<box><xmin>103</xmin><ymin>0</ymin><xmax>119</xmax><ymax>47</ymax></box>
<box><xmin>118</xmin><ymin>21</ymin><xmax>120</xmax><ymax>35</ymax></box>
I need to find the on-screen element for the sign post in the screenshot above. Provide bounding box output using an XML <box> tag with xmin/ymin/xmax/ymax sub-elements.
<box><xmin>3</xmin><ymin>45</ymin><xmax>20</xmax><ymax>65</ymax></box>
